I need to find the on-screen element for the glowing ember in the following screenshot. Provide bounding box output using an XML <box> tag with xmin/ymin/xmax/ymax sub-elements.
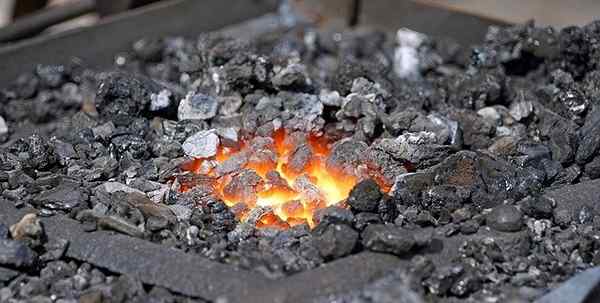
<box><xmin>180</xmin><ymin>129</ymin><xmax>359</xmax><ymax>228</ymax></box>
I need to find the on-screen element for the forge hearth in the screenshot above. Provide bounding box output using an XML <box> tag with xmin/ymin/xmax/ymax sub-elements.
<box><xmin>2</xmin><ymin>1</ymin><xmax>600</xmax><ymax>302</ymax></box>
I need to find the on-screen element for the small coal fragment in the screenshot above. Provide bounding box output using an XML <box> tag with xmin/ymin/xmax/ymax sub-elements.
<box><xmin>190</xmin><ymin>200</ymin><xmax>236</xmax><ymax>233</ymax></box>
<box><xmin>99</xmin><ymin>181</ymin><xmax>144</xmax><ymax>195</ymax></box>
<box><xmin>459</xmin><ymin>220</ymin><xmax>479</xmax><ymax>235</ymax></box>
<box><xmin>326</xmin><ymin>139</ymin><xmax>368</xmax><ymax>175</ymax></box>
<box><xmin>509</xmin><ymin>96</ymin><xmax>533</xmax><ymax>121</ymax></box>
<box><xmin>247</xmin><ymin>149</ymin><xmax>278</xmax><ymax>173</ymax></box>
<box><xmin>486</xmin><ymin>204</ymin><xmax>523</xmax><ymax>232</ymax></box>
<box><xmin>420</xmin><ymin>185</ymin><xmax>467</xmax><ymax>215</ymax></box>
<box><xmin>0</xmin><ymin>267</ymin><xmax>19</xmax><ymax>283</ymax></box>
<box><xmin>284</xmin><ymin>144</ymin><xmax>313</xmax><ymax>176</ymax></box>
<box><xmin>537</xmin><ymin>108</ymin><xmax>578</xmax><ymax>164</ymax></box>
<box><xmin>128</xmin><ymin>193</ymin><xmax>176</xmax><ymax>231</ymax></box>
<box><xmin>34</xmin><ymin>181</ymin><xmax>88</xmax><ymax>211</ymax></box>
<box><xmin>423</xmin><ymin>264</ymin><xmax>465</xmax><ymax>296</ymax></box>
<box><xmin>272</xmin><ymin>63</ymin><xmax>311</xmax><ymax>89</ymax></box>
<box><xmin>519</xmin><ymin>196</ymin><xmax>554</xmax><ymax>219</ymax></box>
<box><xmin>281</xmin><ymin>200</ymin><xmax>305</xmax><ymax>219</ymax></box>
<box><xmin>215</xmin><ymin>151</ymin><xmax>248</xmax><ymax>176</ymax></box>
<box><xmin>14</xmin><ymin>134</ymin><xmax>58</xmax><ymax>170</ymax></box>
<box><xmin>215</xmin><ymin>127</ymin><xmax>240</xmax><ymax>148</ymax></box>
<box><xmin>97</xmin><ymin>216</ymin><xmax>145</xmax><ymax>238</ymax></box>
<box><xmin>111</xmin><ymin>134</ymin><xmax>149</xmax><ymax>159</ymax></box>
<box><xmin>361</xmin><ymin>224</ymin><xmax>416</xmax><ymax>256</ymax></box>
<box><xmin>40</xmin><ymin>238</ymin><xmax>68</xmax><ymax>262</ymax></box>
<box><xmin>360</xmin><ymin>143</ymin><xmax>410</xmax><ymax>187</ymax></box>
<box><xmin>428</xmin><ymin>151</ymin><xmax>541</xmax><ymax>208</ymax></box>
<box><xmin>292</xmin><ymin>174</ymin><xmax>325</xmax><ymax>204</ymax></box>
<box><xmin>584</xmin><ymin>155</ymin><xmax>600</xmax><ymax>179</ymax></box>
<box><xmin>347</xmin><ymin>179</ymin><xmax>382</xmax><ymax>213</ymax></box>
<box><xmin>377</xmin><ymin>198</ymin><xmax>398</xmax><ymax>223</ymax></box>
<box><xmin>182</xmin><ymin>130</ymin><xmax>219</xmax><ymax>158</ymax></box>
<box><xmin>385</xmin><ymin>132</ymin><xmax>452</xmax><ymax>169</ymax></box>
<box><xmin>223</xmin><ymin>169</ymin><xmax>263</xmax><ymax>205</ymax></box>
<box><xmin>313</xmin><ymin>206</ymin><xmax>354</xmax><ymax>226</ymax></box>
<box><xmin>178</xmin><ymin>93</ymin><xmax>219</xmax><ymax>121</ymax></box>
<box><xmin>217</xmin><ymin>95</ymin><xmax>243</xmax><ymax>116</ymax></box>
<box><xmin>353</xmin><ymin>212</ymin><xmax>383</xmax><ymax>231</ymax></box>
<box><xmin>314</xmin><ymin>224</ymin><xmax>358</xmax><ymax>259</ymax></box>
<box><xmin>319</xmin><ymin>90</ymin><xmax>342</xmax><ymax>107</ymax></box>
<box><xmin>576</xmin><ymin>106</ymin><xmax>600</xmax><ymax>164</ymax></box>
<box><xmin>96</xmin><ymin>72</ymin><xmax>162</xmax><ymax>117</ymax></box>
<box><xmin>0</xmin><ymin>239</ymin><xmax>37</xmax><ymax>268</ymax></box>
<box><xmin>0</xmin><ymin>224</ymin><xmax>8</xmax><ymax>239</ymax></box>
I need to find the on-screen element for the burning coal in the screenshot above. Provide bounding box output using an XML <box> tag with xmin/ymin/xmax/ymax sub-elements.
<box><xmin>179</xmin><ymin>129</ymin><xmax>362</xmax><ymax>228</ymax></box>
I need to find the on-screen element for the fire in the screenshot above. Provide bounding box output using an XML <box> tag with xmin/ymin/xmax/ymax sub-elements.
<box><xmin>180</xmin><ymin>129</ymin><xmax>359</xmax><ymax>229</ymax></box>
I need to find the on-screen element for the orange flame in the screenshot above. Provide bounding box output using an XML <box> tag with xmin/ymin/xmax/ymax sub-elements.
<box><xmin>180</xmin><ymin>129</ymin><xmax>360</xmax><ymax>229</ymax></box>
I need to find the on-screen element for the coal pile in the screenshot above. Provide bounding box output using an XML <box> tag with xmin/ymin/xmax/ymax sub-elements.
<box><xmin>2</xmin><ymin>12</ymin><xmax>600</xmax><ymax>302</ymax></box>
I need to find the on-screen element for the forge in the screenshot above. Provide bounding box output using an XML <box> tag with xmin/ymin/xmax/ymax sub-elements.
<box><xmin>1</xmin><ymin>1</ymin><xmax>600</xmax><ymax>303</ymax></box>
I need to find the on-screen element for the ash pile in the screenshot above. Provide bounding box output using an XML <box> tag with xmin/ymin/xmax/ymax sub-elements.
<box><xmin>1</xmin><ymin>14</ymin><xmax>600</xmax><ymax>303</ymax></box>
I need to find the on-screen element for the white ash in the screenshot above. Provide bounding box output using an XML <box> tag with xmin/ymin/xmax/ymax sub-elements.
<box><xmin>182</xmin><ymin>129</ymin><xmax>220</xmax><ymax>158</ymax></box>
<box><xmin>395</xmin><ymin>131</ymin><xmax>438</xmax><ymax>146</ymax></box>
<box><xmin>147</xmin><ymin>183</ymin><xmax>170</xmax><ymax>204</ymax></box>
<box><xmin>319</xmin><ymin>89</ymin><xmax>342</xmax><ymax>107</ymax></box>
<box><xmin>394</xmin><ymin>28</ymin><xmax>425</xmax><ymax>79</ymax></box>
<box><xmin>98</xmin><ymin>182</ymin><xmax>145</xmax><ymax>195</ymax></box>
<box><xmin>217</xmin><ymin>95</ymin><xmax>243</xmax><ymax>116</ymax></box>
<box><xmin>426</xmin><ymin>113</ymin><xmax>461</xmax><ymax>145</ymax></box>
<box><xmin>216</xmin><ymin>127</ymin><xmax>239</xmax><ymax>148</ymax></box>
<box><xmin>178</xmin><ymin>92</ymin><xmax>219</xmax><ymax>121</ymax></box>
<box><xmin>169</xmin><ymin>204</ymin><xmax>193</xmax><ymax>222</ymax></box>
<box><xmin>0</xmin><ymin>115</ymin><xmax>8</xmax><ymax>135</ymax></box>
<box><xmin>509</xmin><ymin>100</ymin><xmax>534</xmax><ymax>121</ymax></box>
<box><xmin>256</xmin><ymin>96</ymin><xmax>282</xmax><ymax>111</ymax></box>
<box><xmin>477</xmin><ymin>107</ymin><xmax>502</xmax><ymax>125</ymax></box>
<box><xmin>185</xmin><ymin>225</ymin><xmax>200</xmax><ymax>245</ymax></box>
<box><xmin>149</xmin><ymin>89</ymin><xmax>172</xmax><ymax>111</ymax></box>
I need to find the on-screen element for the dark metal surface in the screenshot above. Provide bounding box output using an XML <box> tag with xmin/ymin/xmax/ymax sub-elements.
<box><xmin>358</xmin><ymin>0</ymin><xmax>509</xmax><ymax>46</ymax></box>
<box><xmin>96</xmin><ymin>0</ymin><xmax>162</xmax><ymax>16</ymax></box>
<box><xmin>535</xmin><ymin>267</ymin><xmax>600</xmax><ymax>303</ymax></box>
<box><xmin>13</xmin><ymin>0</ymin><xmax>49</xmax><ymax>19</ymax></box>
<box><xmin>0</xmin><ymin>0</ymin><xmax>96</xmax><ymax>43</ymax></box>
<box><xmin>0</xmin><ymin>0</ymin><xmax>278</xmax><ymax>86</ymax></box>
<box><xmin>0</xmin><ymin>202</ymin><xmax>402</xmax><ymax>303</ymax></box>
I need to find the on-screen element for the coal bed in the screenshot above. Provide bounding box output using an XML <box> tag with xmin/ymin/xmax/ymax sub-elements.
<box><xmin>1</xmin><ymin>5</ymin><xmax>600</xmax><ymax>303</ymax></box>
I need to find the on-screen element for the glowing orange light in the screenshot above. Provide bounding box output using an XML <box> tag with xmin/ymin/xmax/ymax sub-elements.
<box><xmin>180</xmin><ymin>129</ymin><xmax>364</xmax><ymax>229</ymax></box>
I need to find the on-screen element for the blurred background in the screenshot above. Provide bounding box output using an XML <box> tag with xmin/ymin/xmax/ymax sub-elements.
<box><xmin>0</xmin><ymin>0</ymin><xmax>599</xmax><ymax>44</ymax></box>
<box><xmin>428</xmin><ymin>0</ymin><xmax>600</xmax><ymax>28</ymax></box>
<box><xmin>0</xmin><ymin>0</ymin><xmax>160</xmax><ymax>40</ymax></box>
<box><xmin>2</xmin><ymin>0</ymin><xmax>600</xmax><ymax>28</ymax></box>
